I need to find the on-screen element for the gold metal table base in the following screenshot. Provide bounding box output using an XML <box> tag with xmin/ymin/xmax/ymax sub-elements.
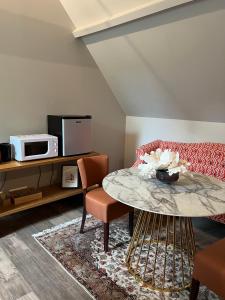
<box><xmin>126</xmin><ymin>211</ymin><xmax>196</xmax><ymax>292</ymax></box>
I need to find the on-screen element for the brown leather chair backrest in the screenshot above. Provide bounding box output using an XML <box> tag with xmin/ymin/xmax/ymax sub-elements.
<box><xmin>77</xmin><ymin>155</ymin><xmax>109</xmax><ymax>189</ymax></box>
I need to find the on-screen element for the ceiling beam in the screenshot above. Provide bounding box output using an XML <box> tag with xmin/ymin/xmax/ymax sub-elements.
<box><xmin>73</xmin><ymin>0</ymin><xmax>195</xmax><ymax>38</ymax></box>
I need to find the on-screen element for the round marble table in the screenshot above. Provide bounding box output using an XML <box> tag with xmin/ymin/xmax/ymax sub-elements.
<box><xmin>103</xmin><ymin>168</ymin><xmax>225</xmax><ymax>292</ymax></box>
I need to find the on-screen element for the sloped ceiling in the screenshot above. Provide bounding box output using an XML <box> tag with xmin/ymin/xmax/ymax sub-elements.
<box><xmin>60</xmin><ymin>0</ymin><xmax>225</xmax><ymax>123</ymax></box>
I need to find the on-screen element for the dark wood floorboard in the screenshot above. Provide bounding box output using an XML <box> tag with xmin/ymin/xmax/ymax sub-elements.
<box><xmin>0</xmin><ymin>194</ymin><xmax>224</xmax><ymax>300</ymax></box>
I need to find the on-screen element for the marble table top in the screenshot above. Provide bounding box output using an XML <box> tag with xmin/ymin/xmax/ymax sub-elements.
<box><xmin>103</xmin><ymin>168</ymin><xmax>225</xmax><ymax>217</ymax></box>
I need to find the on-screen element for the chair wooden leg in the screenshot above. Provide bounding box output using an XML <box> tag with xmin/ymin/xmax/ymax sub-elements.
<box><xmin>104</xmin><ymin>222</ymin><xmax>109</xmax><ymax>252</ymax></box>
<box><xmin>190</xmin><ymin>278</ymin><xmax>200</xmax><ymax>300</ymax></box>
<box><xmin>129</xmin><ymin>211</ymin><xmax>134</xmax><ymax>237</ymax></box>
<box><xmin>80</xmin><ymin>207</ymin><xmax>87</xmax><ymax>234</ymax></box>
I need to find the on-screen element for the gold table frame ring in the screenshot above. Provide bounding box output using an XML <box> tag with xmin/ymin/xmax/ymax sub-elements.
<box><xmin>126</xmin><ymin>211</ymin><xmax>196</xmax><ymax>292</ymax></box>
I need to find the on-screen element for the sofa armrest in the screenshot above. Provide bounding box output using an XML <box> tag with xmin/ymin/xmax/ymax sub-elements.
<box><xmin>132</xmin><ymin>140</ymin><xmax>161</xmax><ymax>167</ymax></box>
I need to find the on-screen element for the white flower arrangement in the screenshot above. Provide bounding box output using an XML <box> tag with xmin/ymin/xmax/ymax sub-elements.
<box><xmin>138</xmin><ymin>148</ymin><xmax>190</xmax><ymax>178</ymax></box>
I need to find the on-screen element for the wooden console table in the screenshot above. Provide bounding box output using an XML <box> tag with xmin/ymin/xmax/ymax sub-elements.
<box><xmin>0</xmin><ymin>152</ymin><xmax>97</xmax><ymax>218</ymax></box>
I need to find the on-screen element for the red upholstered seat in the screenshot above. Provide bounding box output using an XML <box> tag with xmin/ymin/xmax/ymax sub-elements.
<box><xmin>133</xmin><ymin>140</ymin><xmax>225</xmax><ymax>224</ymax></box>
<box><xmin>86</xmin><ymin>187</ymin><xmax>132</xmax><ymax>223</ymax></box>
<box><xmin>192</xmin><ymin>238</ymin><xmax>225</xmax><ymax>297</ymax></box>
<box><xmin>77</xmin><ymin>155</ymin><xmax>133</xmax><ymax>252</ymax></box>
<box><xmin>190</xmin><ymin>238</ymin><xmax>225</xmax><ymax>299</ymax></box>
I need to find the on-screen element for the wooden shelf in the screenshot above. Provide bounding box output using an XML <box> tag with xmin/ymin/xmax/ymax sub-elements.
<box><xmin>0</xmin><ymin>185</ymin><xmax>82</xmax><ymax>218</ymax></box>
<box><xmin>0</xmin><ymin>152</ymin><xmax>99</xmax><ymax>218</ymax></box>
<box><xmin>0</xmin><ymin>152</ymin><xmax>97</xmax><ymax>173</ymax></box>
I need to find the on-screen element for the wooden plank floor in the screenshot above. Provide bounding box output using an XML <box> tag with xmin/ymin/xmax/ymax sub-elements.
<box><xmin>0</xmin><ymin>195</ymin><xmax>224</xmax><ymax>300</ymax></box>
<box><xmin>0</xmin><ymin>195</ymin><xmax>92</xmax><ymax>300</ymax></box>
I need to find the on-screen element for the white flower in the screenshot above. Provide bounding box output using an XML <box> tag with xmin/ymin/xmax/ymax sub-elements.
<box><xmin>138</xmin><ymin>163</ymin><xmax>156</xmax><ymax>178</ymax></box>
<box><xmin>138</xmin><ymin>148</ymin><xmax>190</xmax><ymax>178</ymax></box>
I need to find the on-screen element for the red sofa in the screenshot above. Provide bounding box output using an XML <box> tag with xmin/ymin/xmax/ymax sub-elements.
<box><xmin>133</xmin><ymin>140</ymin><xmax>225</xmax><ymax>224</ymax></box>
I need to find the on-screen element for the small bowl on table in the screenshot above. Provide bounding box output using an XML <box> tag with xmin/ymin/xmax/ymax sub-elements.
<box><xmin>156</xmin><ymin>169</ymin><xmax>179</xmax><ymax>184</ymax></box>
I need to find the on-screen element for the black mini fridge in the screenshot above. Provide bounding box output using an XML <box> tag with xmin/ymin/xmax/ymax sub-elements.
<box><xmin>48</xmin><ymin>115</ymin><xmax>92</xmax><ymax>156</ymax></box>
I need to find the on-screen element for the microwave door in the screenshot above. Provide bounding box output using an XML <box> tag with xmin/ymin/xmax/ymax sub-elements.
<box><xmin>25</xmin><ymin>141</ymin><xmax>48</xmax><ymax>156</ymax></box>
<box><xmin>62</xmin><ymin>119</ymin><xmax>91</xmax><ymax>156</ymax></box>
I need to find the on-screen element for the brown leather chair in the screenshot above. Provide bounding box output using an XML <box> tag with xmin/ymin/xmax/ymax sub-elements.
<box><xmin>190</xmin><ymin>238</ymin><xmax>225</xmax><ymax>299</ymax></box>
<box><xmin>77</xmin><ymin>155</ymin><xmax>134</xmax><ymax>252</ymax></box>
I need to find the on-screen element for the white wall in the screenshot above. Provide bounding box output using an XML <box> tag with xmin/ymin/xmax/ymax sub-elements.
<box><xmin>125</xmin><ymin>116</ymin><xmax>225</xmax><ymax>167</ymax></box>
<box><xmin>59</xmin><ymin>0</ymin><xmax>225</xmax><ymax>173</ymax></box>
<box><xmin>82</xmin><ymin>0</ymin><xmax>225</xmax><ymax>123</ymax></box>
<box><xmin>0</xmin><ymin>0</ymin><xmax>125</xmax><ymax>191</ymax></box>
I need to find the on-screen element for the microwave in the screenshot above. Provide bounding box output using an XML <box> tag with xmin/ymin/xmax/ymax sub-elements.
<box><xmin>10</xmin><ymin>134</ymin><xmax>58</xmax><ymax>161</ymax></box>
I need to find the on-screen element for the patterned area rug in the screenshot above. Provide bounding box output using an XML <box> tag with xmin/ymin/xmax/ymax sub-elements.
<box><xmin>33</xmin><ymin>215</ymin><xmax>220</xmax><ymax>300</ymax></box>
